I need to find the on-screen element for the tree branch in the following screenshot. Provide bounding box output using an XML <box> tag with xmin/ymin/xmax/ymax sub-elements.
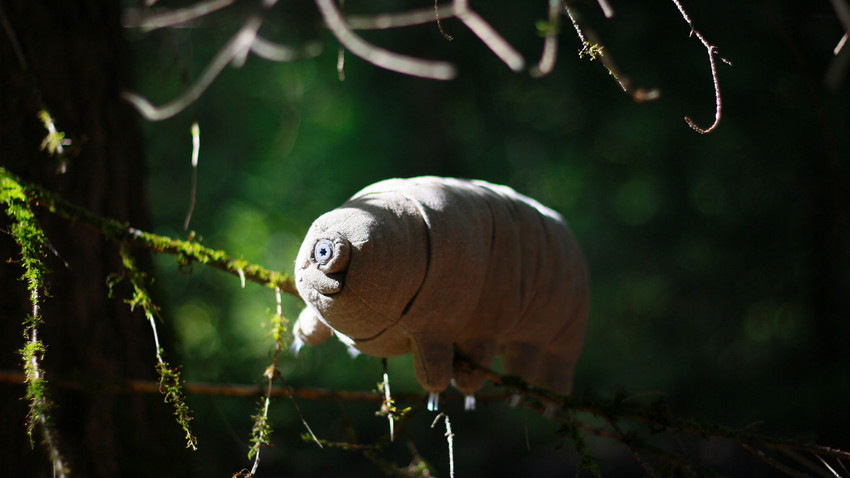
<box><xmin>122</xmin><ymin>0</ymin><xmax>236</xmax><ymax>32</ymax></box>
<box><xmin>0</xmin><ymin>167</ymin><xmax>298</xmax><ymax>297</ymax></box>
<box><xmin>564</xmin><ymin>4</ymin><xmax>661</xmax><ymax>102</ymax></box>
<box><xmin>315</xmin><ymin>0</ymin><xmax>456</xmax><ymax>80</ymax></box>
<box><xmin>454</xmin><ymin>353</ymin><xmax>850</xmax><ymax>476</ymax></box>
<box><xmin>671</xmin><ymin>0</ymin><xmax>730</xmax><ymax>133</ymax></box>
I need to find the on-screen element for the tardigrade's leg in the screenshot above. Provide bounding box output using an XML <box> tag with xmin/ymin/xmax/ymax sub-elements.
<box><xmin>292</xmin><ymin>307</ymin><xmax>333</xmax><ymax>353</ymax></box>
<box><xmin>410</xmin><ymin>339</ymin><xmax>454</xmax><ymax>411</ymax></box>
<box><xmin>452</xmin><ymin>339</ymin><xmax>499</xmax><ymax>411</ymax></box>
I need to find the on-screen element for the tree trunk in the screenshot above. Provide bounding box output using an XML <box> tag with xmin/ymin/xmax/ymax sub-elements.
<box><xmin>0</xmin><ymin>2</ymin><xmax>186</xmax><ymax>476</ymax></box>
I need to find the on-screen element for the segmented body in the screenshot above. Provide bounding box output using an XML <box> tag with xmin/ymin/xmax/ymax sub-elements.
<box><xmin>293</xmin><ymin>177</ymin><xmax>588</xmax><ymax>410</ymax></box>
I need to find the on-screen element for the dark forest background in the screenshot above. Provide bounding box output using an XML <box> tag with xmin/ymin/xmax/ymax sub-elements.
<box><xmin>1</xmin><ymin>1</ymin><xmax>848</xmax><ymax>476</ymax></box>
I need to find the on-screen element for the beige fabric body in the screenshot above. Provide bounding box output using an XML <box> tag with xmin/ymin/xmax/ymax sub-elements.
<box><xmin>294</xmin><ymin>176</ymin><xmax>589</xmax><ymax>396</ymax></box>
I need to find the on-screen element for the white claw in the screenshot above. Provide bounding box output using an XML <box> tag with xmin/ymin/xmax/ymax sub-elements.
<box><xmin>427</xmin><ymin>392</ymin><xmax>440</xmax><ymax>411</ymax></box>
<box><xmin>464</xmin><ymin>394</ymin><xmax>476</xmax><ymax>411</ymax></box>
<box><xmin>291</xmin><ymin>337</ymin><xmax>305</xmax><ymax>355</ymax></box>
<box><xmin>508</xmin><ymin>394</ymin><xmax>522</xmax><ymax>408</ymax></box>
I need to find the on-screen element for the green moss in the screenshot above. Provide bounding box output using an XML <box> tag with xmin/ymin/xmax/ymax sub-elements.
<box><xmin>157</xmin><ymin>359</ymin><xmax>198</xmax><ymax>450</ymax></box>
<box><xmin>248</xmin><ymin>403</ymin><xmax>273</xmax><ymax>460</ymax></box>
<box><xmin>20</xmin><ymin>340</ymin><xmax>49</xmax><ymax>443</ymax></box>
<box><xmin>579</xmin><ymin>41</ymin><xmax>605</xmax><ymax>61</ymax></box>
<box><xmin>1</xmin><ymin>175</ymin><xmax>50</xmax><ymax>293</ymax></box>
<box><xmin>120</xmin><ymin>246</ymin><xmax>197</xmax><ymax>449</ymax></box>
<box><xmin>2</xmin><ymin>166</ymin><xmax>298</xmax><ymax>297</ymax></box>
<box><xmin>38</xmin><ymin>110</ymin><xmax>71</xmax><ymax>156</ymax></box>
<box><xmin>1</xmin><ymin>169</ymin><xmax>68</xmax><ymax>475</ymax></box>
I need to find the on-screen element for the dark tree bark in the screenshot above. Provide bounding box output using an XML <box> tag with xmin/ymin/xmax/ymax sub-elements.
<box><xmin>0</xmin><ymin>2</ymin><xmax>186</xmax><ymax>476</ymax></box>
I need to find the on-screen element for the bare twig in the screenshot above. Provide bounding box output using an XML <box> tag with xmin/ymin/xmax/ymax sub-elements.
<box><xmin>813</xmin><ymin>453</ymin><xmax>843</xmax><ymax>478</ymax></box>
<box><xmin>123</xmin><ymin>0</ymin><xmax>323</xmax><ymax>121</ymax></box>
<box><xmin>343</xmin><ymin>0</ymin><xmax>524</xmax><ymax>72</ymax></box>
<box><xmin>431</xmin><ymin>413</ymin><xmax>455</xmax><ymax>478</ymax></box>
<box><xmin>597</xmin><ymin>0</ymin><xmax>615</xmax><ymax>18</ymax></box>
<box><xmin>183</xmin><ymin>122</ymin><xmax>200</xmax><ymax>230</ymax></box>
<box><xmin>777</xmin><ymin>447</ymin><xmax>840</xmax><ymax>478</ymax></box>
<box><xmin>531</xmin><ymin>0</ymin><xmax>561</xmax><ymax>77</ymax></box>
<box><xmin>316</xmin><ymin>0</ymin><xmax>456</xmax><ymax>80</ymax></box>
<box><xmin>435</xmin><ymin>0</ymin><xmax>454</xmax><ymax>41</ymax></box>
<box><xmin>826</xmin><ymin>0</ymin><xmax>850</xmax><ymax>89</ymax></box>
<box><xmin>337</xmin><ymin>0</ymin><xmax>346</xmax><ymax>81</ymax></box>
<box><xmin>835</xmin><ymin>33</ymin><xmax>849</xmax><ymax>55</ymax></box>
<box><xmin>123</xmin><ymin>0</ymin><xmax>236</xmax><ymax>32</ymax></box>
<box><xmin>454</xmin><ymin>0</ymin><xmax>524</xmax><ymax>72</ymax></box>
<box><xmin>379</xmin><ymin>360</ymin><xmax>394</xmax><ymax>441</ymax></box>
<box><xmin>347</xmin><ymin>5</ymin><xmax>457</xmax><ymax>30</ymax></box>
<box><xmin>564</xmin><ymin>4</ymin><xmax>661</xmax><ymax>102</ymax></box>
<box><xmin>250</xmin><ymin>37</ymin><xmax>323</xmax><ymax>62</ymax></box>
<box><xmin>123</xmin><ymin>15</ymin><xmax>264</xmax><ymax>121</ymax></box>
<box><xmin>671</xmin><ymin>0</ymin><xmax>730</xmax><ymax>133</ymax></box>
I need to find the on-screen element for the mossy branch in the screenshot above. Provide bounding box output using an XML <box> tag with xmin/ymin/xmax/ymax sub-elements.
<box><xmin>1</xmin><ymin>173</ymin><xmax>69</xmax><ymax>478</ymax></box>
<box><xmin>118</xmin><ymin>245</ymin><xmax>197</xmax><ymax>450</ymax></box>
<box><xmin>0</xmin><ymin>167</ymin><xmax>298</xmax><ymax>298</ymax></box>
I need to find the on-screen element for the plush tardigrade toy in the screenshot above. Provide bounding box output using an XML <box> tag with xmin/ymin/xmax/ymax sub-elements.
<box><xmin>293</xmin><ymin>176</ymin><xmax>588</xmax><ymax>411</ymax></box>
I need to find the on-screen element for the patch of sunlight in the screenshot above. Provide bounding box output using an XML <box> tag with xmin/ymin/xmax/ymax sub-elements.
<box><xmin>221</xmin><ymin>202</ymin><xmax>271</xmax><ymax>262</ymax></box>
<box><xmin>175</xmin><ymin>302</ymin><xmax>221</xmax><ymax>358</ymax></box>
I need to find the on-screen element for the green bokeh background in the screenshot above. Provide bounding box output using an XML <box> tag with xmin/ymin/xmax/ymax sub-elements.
<box><xmin>129</xmin><ymin>1</ymin><xmax>849</xmax><ymax>475</ymax></box>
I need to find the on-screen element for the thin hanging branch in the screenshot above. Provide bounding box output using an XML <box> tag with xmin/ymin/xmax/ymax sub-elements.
<box><xmin>244</xmin><ymin>287</ymin><xmax>321</xmax><ymax>477</ymax></box>
<box><xmin>250</xmin><ymin>37</ymin><xmax>323</xmax><ymax>62</ymax></box>
<box><xmin>671</xmin><ymin>0</ymin><xmax>731</xmax><ymax>134</ymax></box>
<box><xmin>123</xmin><ymin>0</ymin><xmax>321</xmax><ymax>121</ymax></box>
<box><xmin>826</xmin><ymin>0</ymin><xmax>850</xmax><ymax>89</ymax></box>
<box><xmin>116</xmin><ymin>245</ymin><xmax>198</xmax><ymax>450</ymax></box>
<box><xmin>122</xmin><ymin>0</ymin><xmax>236</xmax><ymax>32</ymax></box>
<box><xmin>564</xmin><ymin>4</ymin><xmax>661</xmax><ymax>102</ymax></box>
<box><xmin>120</xmin><ymin>0</ymin><xmax>735</xmax><ymax>131</ymax></box>
<box><xmin>315</xmin><ymin>0</ymin><xmax>456</xmax><ymax>80</ymax></box>
<box><xmin>531</xmin><ymin>0</ymin><xmax>562</xmax><ymax>77</ymax></box>
<box><xmin>347</xmin><ymin>4</ymin><xmax>458</xmax><ymax>30</ymax></box>
<box><xmin>183</xmin><ymin>122</ymin><xmax>200</xmax><ymax>230</ymax></box>
<box><xmin>453</xmin><ymin>0</ymin><xmax>525</xmax><ymax>72</ymax></box>
<box><xmin>431</xmin><ymin>413</ymin><xmax>456</xmax><ymax>478</ymax></box>
<box><xmin>123</xmin><ymin>14</ymin><xmax>265</xmax><ymax>121</ymax></box>
<box><xmin>596</xmin><ymin>0</ymin><xmax>615</xmax><ymax>19</ymax></box>
<box><xmin>435</xmin><ymin>0</ymin><xmax>454</xmax><ymax>41</ymax></box>
<box><xmin>341</xmin><ymin>0</ymin><xmax>525</xmax><ymax>72</ymax></box>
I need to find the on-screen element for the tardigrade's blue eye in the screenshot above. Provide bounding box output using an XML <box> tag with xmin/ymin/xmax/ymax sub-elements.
<box><xmin>314</xmin><ymin>240</ymin><xmax>334</xmax><ymax>264</ymax></box>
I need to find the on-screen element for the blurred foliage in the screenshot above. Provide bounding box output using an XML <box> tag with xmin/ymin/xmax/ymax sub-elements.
<box><xmin>127</xmin><ymin>1</ymin><xmax>849</xmax><ymax>476</ymax></box>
